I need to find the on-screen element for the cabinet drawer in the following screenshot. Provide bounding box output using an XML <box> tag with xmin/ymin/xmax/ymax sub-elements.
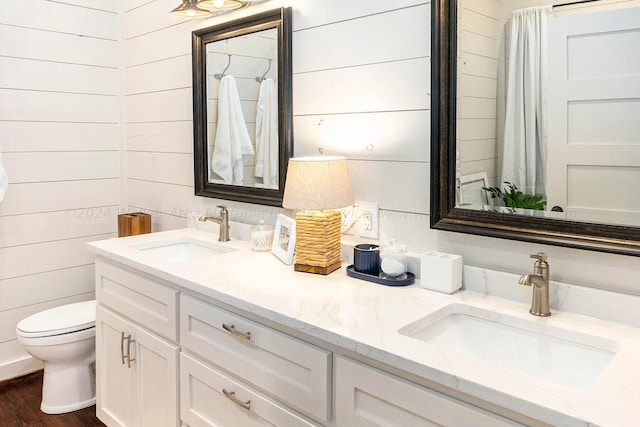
<box><xmin>180</xmin><ymin>295</ymin><xmax>330</xmax><ymax>422</ymax></box>
<box><xmin>96</xmin><ymin>260</ymin><xmax>178</xmax><ymax>341</ymax></box>
<box><xmin>180</xmin><ymin>353</ymin><xmax>318</xmax><ymax>427</ymax></box>
<box><xmin>335</xmin><ymin>356</ymin><xmax>520</xmax><ymax>427</ymax></box>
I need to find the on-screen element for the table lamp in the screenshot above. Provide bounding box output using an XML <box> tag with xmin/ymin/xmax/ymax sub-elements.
<box><xmin>282</xmin><ymin>156</ymin><xmax>354</xmax><ymax>274</ymax></box>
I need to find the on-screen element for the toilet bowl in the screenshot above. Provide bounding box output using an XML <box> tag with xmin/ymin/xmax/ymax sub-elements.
<box><xmin>16</xmin><ymin>300</ymin><xmax>97</xmax><ymax>414</ymax></box>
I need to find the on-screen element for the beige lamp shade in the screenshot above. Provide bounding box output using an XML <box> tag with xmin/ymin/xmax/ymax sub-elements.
<box><xmin>282</xmin><ymin>156</ymin><xmax>354</xmax><ymax>210</ymax></box>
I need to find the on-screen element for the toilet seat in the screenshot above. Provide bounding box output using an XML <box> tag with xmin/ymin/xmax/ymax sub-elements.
<box><xmin>16</xmin><ymin>300</ymin><xmax>96</xmax><ymax>338</ymax></box>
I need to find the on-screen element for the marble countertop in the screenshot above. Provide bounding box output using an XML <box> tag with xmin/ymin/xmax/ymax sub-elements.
<box><xmin>87</xmin><ymin>228</ymin><xmax>640</xmax><ymax>427</ymax></box>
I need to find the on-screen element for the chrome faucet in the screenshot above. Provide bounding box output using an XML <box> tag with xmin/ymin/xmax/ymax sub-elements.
<box><xmin>518</xmin><ymin>253</ymin><xmax>551</xmax><ymax>317</ymax></box>
<box><xmin>199</xmin><ymin>205</ymin><xmax>230</xmax><ymax>242</ymax></box>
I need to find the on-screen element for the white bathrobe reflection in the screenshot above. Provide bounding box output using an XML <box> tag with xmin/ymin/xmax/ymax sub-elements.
<box><xmin>254</xmin><ymin>78</ymin><xmax>279</xmax><ymax>189</ymax></box>
<box><xmin>211</xmin><ymin>75</ymin><xmax>255</xmax><ymax>185</ymax></box>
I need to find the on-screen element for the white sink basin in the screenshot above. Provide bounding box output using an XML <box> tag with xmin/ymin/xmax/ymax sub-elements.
<box><xmin>134</xmin><ymin>237</ymin><xmax>236</xmax><ymax>262</ymax></box>
<box><xmin>399</xmin><ymin>304</ymin><xmax>617</xmax><ymax>388</ymax></box>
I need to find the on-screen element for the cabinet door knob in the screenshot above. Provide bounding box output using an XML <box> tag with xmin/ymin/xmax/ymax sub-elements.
<box><xmin>222</xmin><ymin>389</ymin><xmax>251</xmax><ymax>411</ymax></box>
<box><xmin>222</xmin><ymin>323</ymin><xmax>251</xmax><ymax>341</ymax></box>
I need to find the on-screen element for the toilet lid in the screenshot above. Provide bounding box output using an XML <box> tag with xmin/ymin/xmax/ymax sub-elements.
<box><xmin>17</xmin><ymin>300</ymin><xmax>96</xmax><ymax>338</ymax></box>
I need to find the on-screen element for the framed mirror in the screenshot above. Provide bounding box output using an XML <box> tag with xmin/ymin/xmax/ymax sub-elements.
<box><xmin>193</xmin><ymin>7</ymin><xmax>292</xmax><ymax>206</ymax></box>
<box><xmin>431</xmin><ymin>0</ymin><xmax>640</xmax><ymax>256</ymax></box>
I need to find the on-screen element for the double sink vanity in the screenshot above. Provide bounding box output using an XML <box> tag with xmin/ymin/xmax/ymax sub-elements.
<box><xmin>87</xmin><ymin>226</ymin><xmax>640</xmax><ymax>427</ymax></box>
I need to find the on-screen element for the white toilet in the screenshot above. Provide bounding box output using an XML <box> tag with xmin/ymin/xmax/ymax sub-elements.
<box><xmin>16</xmin><ymin>300</ymin><xmax>97</xmax><ymax>414</ymax></box>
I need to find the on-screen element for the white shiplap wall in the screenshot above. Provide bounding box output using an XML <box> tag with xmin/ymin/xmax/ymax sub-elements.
<box><xmin>457</xmin><ymin>0</ymin><xmax>501</xmax><ymax>185</ymax></box>
<box><xmin>123</xmin><ymin>0</ymin><xmax>431</xmax><ymax>236</ymax></box>
<box><xmin>3</xmin><ymin>0</ymin><xmax>639</xmax><ymax>382</ymax></box>
<box><xmin>124</xmin><ymin>0</ymin><xmax>640</xmax><ymax>297</ymax></box>
<box><xmin>0</xmin><ymin>1</ymin><xmax>119</xmax><ymax>380</ymax></box>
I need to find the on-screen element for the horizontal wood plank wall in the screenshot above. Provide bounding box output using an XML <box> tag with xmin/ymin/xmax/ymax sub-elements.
<box><xmin>0</xmin><ymin>0</ymin><xmax>119</xmax><ymax>380</ymax></box>
<box><xmin>121</xmin><ymin>1</ymin><xmax>640</xmax><ymax>303</ymax></box>
<box><xmin>123</xmin><ymin>0</ymin><xmax>432</xmax><ymax>249</ymax></box>
<box><xmin>457</xmin><ymin>0</ymin><xmax>501</xmax><ymax>187</ymax></box>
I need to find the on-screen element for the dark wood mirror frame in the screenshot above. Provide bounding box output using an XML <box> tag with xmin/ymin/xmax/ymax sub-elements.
<box><xmin>430</xmin><ymin>0</ymin><xmax>640</xmax><ymax>257</ymax></box>
<box><xmin>193</xmin><ymin>7</ymin><xmax>293</xmax><ymax>207</ymax></box>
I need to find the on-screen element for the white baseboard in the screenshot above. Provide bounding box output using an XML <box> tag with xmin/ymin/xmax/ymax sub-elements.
<box><xmin>0</xmin><ymin>355</ymin><xmax>42</xmax><ymax>382</ymax></box>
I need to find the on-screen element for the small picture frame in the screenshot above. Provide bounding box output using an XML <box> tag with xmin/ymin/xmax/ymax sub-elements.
<box><xmin>272</xmin><ymin>214</ymin><xmax>296</xmax><ymax>265</ymax></box>
<box><xmin>457</xmin><ymin>171</ymin><xmax>489</xmax><ymax>206</ymax></box>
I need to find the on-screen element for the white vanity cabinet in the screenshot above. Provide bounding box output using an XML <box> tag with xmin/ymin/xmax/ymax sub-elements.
<box><xmin>335</xmin><ymin>356</ymin><xmax>521</xmax><ymax>427</ymax></box>
<box><xmin>92</xmin><ymin>257</ymin><xmax>527</xmax><ymax>427</ymax></box>
<box><xmin>95</xmin><ymin>260</ymin><xmax>180</xmax><ymax>427</ymax></box>
<box><xmin>88</xmin><ymin>230</ymin><xmax>635</xmax><ymax>427</ymax></box>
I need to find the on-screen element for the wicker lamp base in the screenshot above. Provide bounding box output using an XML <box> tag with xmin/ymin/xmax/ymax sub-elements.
<box><xmin>294</xmin><ymin>210</ymin><xmax>342</xmax><ymax>275</ymax></box>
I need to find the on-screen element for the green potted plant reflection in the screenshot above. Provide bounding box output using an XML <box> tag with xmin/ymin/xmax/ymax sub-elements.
<box><xmin>483</xmin><ymin>182</ymin><xmax>546</xmax><ymax>211</ymax></box>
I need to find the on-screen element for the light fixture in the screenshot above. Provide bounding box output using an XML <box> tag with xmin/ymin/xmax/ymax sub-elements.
<box><xmin>282</xmin><ymin>157</ymin><xmax>354</xmax><ymax>275</ymax></box>
<box><xmin>170</xmin><ymin>0</ymin><xmax>212</xmax><ymax>17</ymax></box>
<box><xmin>197</xmin><ymin>0</ymin><xmax>247</xmax><ymax>11</ymax></box>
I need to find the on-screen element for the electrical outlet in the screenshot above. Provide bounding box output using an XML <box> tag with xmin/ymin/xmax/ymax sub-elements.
<box><xmin>340</xmin><ymin>205</ymin><xmax>355</xmax><ymax>235</ymax></box>
<box><xmin>362</xmin><ymin>210</ymin><xmax>372</xmax><ymax>231</ymax></box>
<box><xmin>355</xmin><ymin>201</ymin><xmax>379</xmax><ymax>239</ymax></box>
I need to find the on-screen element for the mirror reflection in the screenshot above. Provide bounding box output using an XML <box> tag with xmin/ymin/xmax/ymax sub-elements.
<box><xmin>206</xmin><ymin>28</ymin><xmax>279</xmax><ymax>188</ymax></box>
<box><xmin>456</xmin><ymin>0</ymin><xmax>640</xmax><ymax>227</ymax></box>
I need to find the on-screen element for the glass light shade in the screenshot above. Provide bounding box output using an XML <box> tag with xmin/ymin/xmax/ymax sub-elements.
<box><xmin>170</xmin><ymin>0</ymin><xmax>211</xmax><ymax>17</ymax></box>
<box><xmin>197</xmin><ymin>0</ymin><xmax>246</xmax><ymax>11</ymax></box>
<box><xmin>283</xmin><ymin>156</ymin><xmax>354</xmax><ymax>210</ymax></box>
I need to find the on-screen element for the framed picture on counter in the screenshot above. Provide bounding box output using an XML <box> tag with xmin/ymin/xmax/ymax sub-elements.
<box><xmin>272</xmin><ymin>214</ymin><xmax>296</xmax><ymax>265</ymax></box>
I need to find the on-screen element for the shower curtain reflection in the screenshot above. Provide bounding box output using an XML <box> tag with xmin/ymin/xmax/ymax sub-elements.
<box><xmin>501</xmin><ymin>6</ymin><xmax>552</xmax><ymax>197</ymax></box>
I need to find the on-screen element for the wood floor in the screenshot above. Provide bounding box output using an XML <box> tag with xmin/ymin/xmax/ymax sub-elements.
<box><xmin>0</xmin><ymin>371</ymin><xmax>105</xmax><ymax>426</ymax></box>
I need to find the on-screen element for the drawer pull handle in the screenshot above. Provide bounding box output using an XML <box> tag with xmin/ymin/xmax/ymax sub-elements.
<box><xmin>222</xmin><ymin>389</ymin><xmax>251</xmax><ymax>411</ymax></box>
<box><xmin>125</xmin><ymin>334</ymin><xmax>135</xmax><ymax>369</ymax></box>
<box><xmin>222</xmin><ymin>323</ymin><xmax>251</xmax><ymax>341</ymax></box>
<box><xmin>120</xmin><ymin>332</ymin><xmax>126</xmax><ymax>365</ymax></box>
<box><xmin>121</xmin><ymin>332</ymin><xmax>135</xmax><ymax>368</ymax></box>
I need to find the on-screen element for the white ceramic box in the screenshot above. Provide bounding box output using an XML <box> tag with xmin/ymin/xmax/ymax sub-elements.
<box><xmin>420</xmin><ymin>251</ymin><xmax>463</xmax><ymax>294</ymax></box>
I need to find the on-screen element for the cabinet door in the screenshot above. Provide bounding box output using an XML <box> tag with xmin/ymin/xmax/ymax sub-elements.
<box><xmin>335</xmin><ymin>356</ymin><xmax>518</xmax><ymax>427</ymax></box>
<box><xmin>133</xmin><ymin>325</ymin><xmax>179</xmax><ymax>427</ymax></box>
<box><xmin>97</xmin><ymin>306</ymin><xmax>179</xmax><ymax>427</ymax></box>
<box><xmin>96</xmin><ymin>306</ymin><xmax>133</xmax><ymax>427</ymax></box>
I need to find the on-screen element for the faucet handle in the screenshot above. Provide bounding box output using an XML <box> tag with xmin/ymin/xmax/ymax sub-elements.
<box><xmin>530</xmin><ymin>252</ymin><xmax>547</xmax><ymax>261</ymax></box>
<box><xmin>217</xmin><ymin>205</ymin><xmax>228</xmax><ymax>213</ymax></box>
